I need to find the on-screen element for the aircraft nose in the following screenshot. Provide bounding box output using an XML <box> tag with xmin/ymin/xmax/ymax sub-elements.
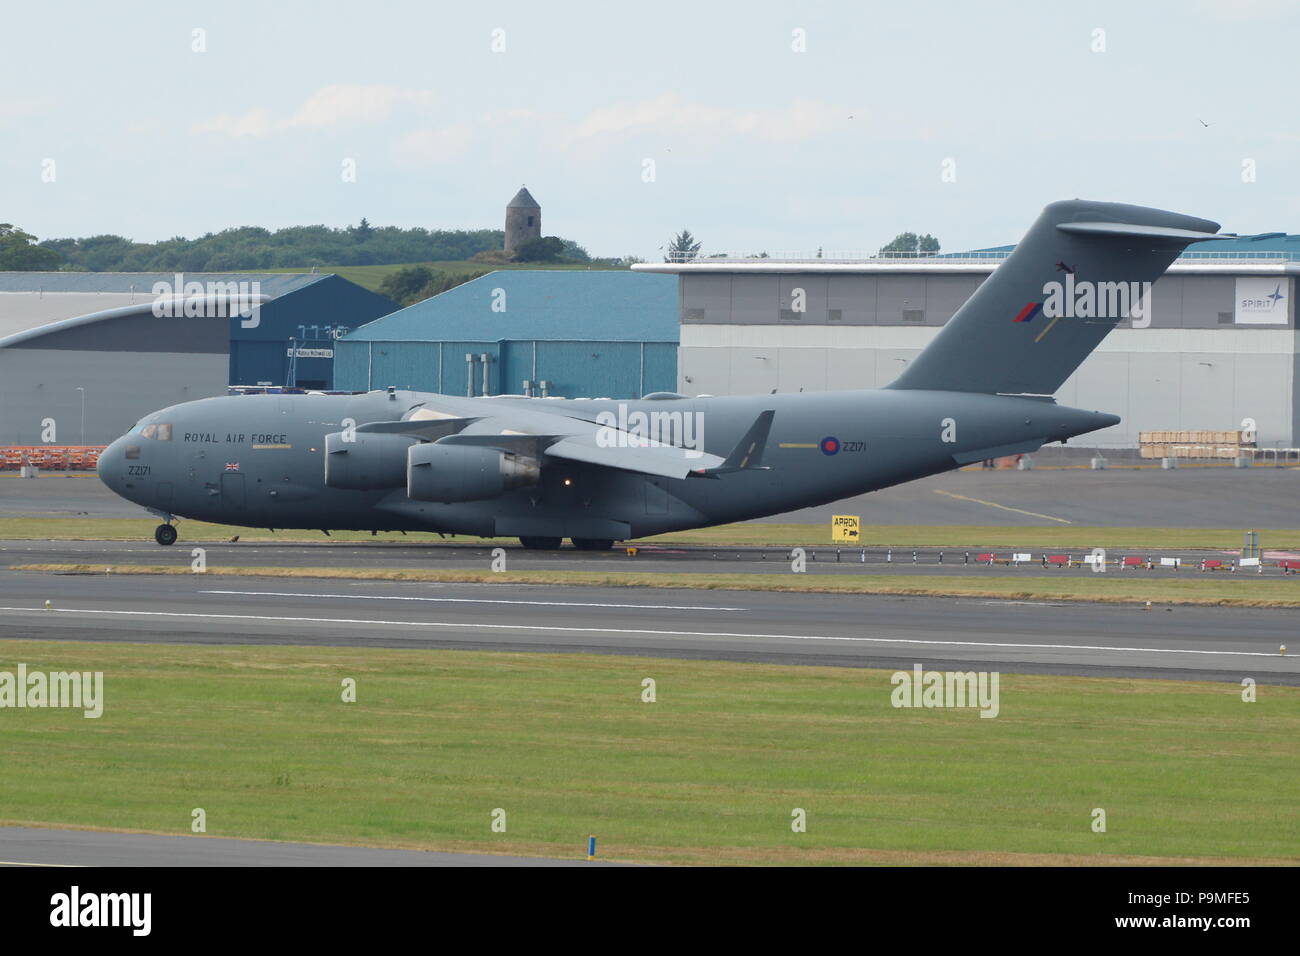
<box><xmin>97</xmin><ymin>437</ymin><xmax>125</xmax><ymax>491</ymax></box>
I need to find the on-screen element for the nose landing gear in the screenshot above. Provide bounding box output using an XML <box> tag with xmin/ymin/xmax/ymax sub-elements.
<box><xmin>154</xmin><ymin>524</ymin><xmax>178</xmax><ymax>546</ymax></box>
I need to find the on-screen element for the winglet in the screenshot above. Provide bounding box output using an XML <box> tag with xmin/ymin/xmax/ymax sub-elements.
<box><xmin>694</xmin><ymin>410</ymin><xmax>775</xmax><ymax>476</ymax></box>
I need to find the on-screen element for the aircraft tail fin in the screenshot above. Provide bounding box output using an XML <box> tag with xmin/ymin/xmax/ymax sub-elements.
<box><xmin>886</xmin><ymin>200</ymin><xmax>1223</xmax><ymax>395</ymax></box>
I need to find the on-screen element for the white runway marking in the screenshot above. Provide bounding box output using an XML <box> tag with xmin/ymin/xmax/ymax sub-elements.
<box><xmin>199</xmin><ymin>589</ymin><xmax>745</xmax><ymax>612</ymax></box>
<box><xmin>0</xmin><ymin>860</ymin><xmax>81</xmax><ymax>868</ymax></box>
<box><xmin>1</xmin><ymin>605</ymin><xmax>1288</xmax><ymax>660</ymax></box>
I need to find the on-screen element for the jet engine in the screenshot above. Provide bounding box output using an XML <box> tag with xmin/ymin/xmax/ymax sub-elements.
<box><xmin>324</xmin><ymin>431</ymin><xmax>414</xmax><ymax>490</ymax></box>
<box><xmin>407</xmin><ymin>442</ymin><xmax>541</xmax><ymax>502</ymax></box>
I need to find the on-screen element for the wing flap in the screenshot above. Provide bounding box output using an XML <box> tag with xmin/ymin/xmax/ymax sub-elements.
<box><xmin>546</xmin><ymin>437</ymin><xmax>724</xmax><ymax>479</ymax></box>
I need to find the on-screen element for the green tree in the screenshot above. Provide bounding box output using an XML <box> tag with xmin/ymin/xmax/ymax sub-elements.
<box><xmin>879</xmin><ymin>232</ymin><xmax>940</xmax><ymax>257</ymax></box>
<box><xmin>0</xmin><ymin>224</ymin><xmax>62</xmax><ymax>270</ymax></box>
<box><xmin>558</xmin><ymin>238</ymin><xmax>590</xmax><ymax>261</ymax></box>
<box><xmin>378</xmin><ymin>266</ymin><xmax>437</xmax><ymax>306</ymax></box>
<box><xmin>512</xmin><ymin>235</ymin><xmax>565</xmax><ymax>262</ymax></box>
<box><xmin>665</xmin><ymin>229</ymin><xmax>702</xmax><ymax>262</ymax></box>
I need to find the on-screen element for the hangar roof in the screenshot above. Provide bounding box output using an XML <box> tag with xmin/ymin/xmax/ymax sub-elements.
<box><xmin>342</xmin><ymin>270</ymin><xmax>678</xmax><ymax>343</ymax></box>
<box><xmin>0</xmin><ymin>272</ymin><xmax>326</xmax><ymax>341</ymax></box>
<box><xmin>0</xmin><ymin>271</ymin><xmax>323</xmax><ymax>294</ymax></box>
<box><xmin>635</xmin><ymin>233</ymin><xmax>1300</xmax><ymax>276</ymax></box>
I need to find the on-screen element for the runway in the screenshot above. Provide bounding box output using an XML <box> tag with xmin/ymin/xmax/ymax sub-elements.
<box><xmin>1</xmin><ymin>569</ymin><xmax>1295</xmax><ymax>683</ymax></box>
<box><xmin>0</xmin><ymin>826</ymin><xmax>602</xmax><ymax>867</ymax></box>
<box><xmin>4</xmin><ymin>537</ymin><xmax>1299</xmax><ymax>581</ymax></box>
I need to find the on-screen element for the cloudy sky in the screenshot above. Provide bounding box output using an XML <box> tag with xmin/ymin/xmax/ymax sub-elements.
<box><xmin>3</xmin><ymin>0</ymin><xmax>1298</xmax><ymax>258</ymax></box>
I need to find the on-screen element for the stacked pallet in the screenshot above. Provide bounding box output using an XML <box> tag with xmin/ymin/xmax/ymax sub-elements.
<box><xmin>1137</xmin><ymin>431</ymin><xmax>1254</xmax><ymax>459</ymax></box>
<box><xmin>0</xmin><ymin>446</ymin><xmax>104</xmax><ymax>470</ymax></box>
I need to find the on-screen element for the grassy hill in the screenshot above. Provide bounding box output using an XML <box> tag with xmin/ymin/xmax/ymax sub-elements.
<box><xmin>258</xmin><ymin>260</ymin><xmax>629</xmax><ymax>296</ymax></box>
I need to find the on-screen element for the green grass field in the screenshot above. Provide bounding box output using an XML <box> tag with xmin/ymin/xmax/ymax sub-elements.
<box><xmin>1</xmin><ymin>641</ymin><xmax>1295</xmax><ymax>865</ymax></box>
<box><xmin>17</xmin><ymin>563</ymin><xmax>1300</xmax><ymax>608</ymax></box>
<box><xmin>4</xmin><ymin>516</ymin><xmax>1298</xmax><ymax>550</ymax></box>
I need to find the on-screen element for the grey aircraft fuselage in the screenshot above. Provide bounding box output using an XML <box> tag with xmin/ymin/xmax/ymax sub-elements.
<box><xmin>96</xmin><ymin>387</ymin><xmax>1114</xmax><ymax>542</ymax></box>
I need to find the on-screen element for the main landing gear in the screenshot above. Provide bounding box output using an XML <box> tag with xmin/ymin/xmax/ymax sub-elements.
<box><xmin>154</xmin><ymin>524</ymin><xmax>178</xmax><ymax>546</ymax></box>
<box><xmin>517</xmin><ymin>537</ymin><xmax>615</xmax><ymax>551</ymax></box>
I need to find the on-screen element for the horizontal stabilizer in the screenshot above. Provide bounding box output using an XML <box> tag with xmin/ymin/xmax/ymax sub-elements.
<box><xmin>1055</xmin><ymin>221</ymin><xmax>1226</xmax><ymax>243</ymax></box>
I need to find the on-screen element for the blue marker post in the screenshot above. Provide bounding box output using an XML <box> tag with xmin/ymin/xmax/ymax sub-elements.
<box><xmin>586</xmin><ymin>835</ymin><xmax>597</xmax><ymax>861</ymax></box>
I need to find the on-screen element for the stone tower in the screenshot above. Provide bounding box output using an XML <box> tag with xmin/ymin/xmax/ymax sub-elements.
<box><xmin>504</xmin><ymin>186</ymin><xmax>541</xmax><ymax>253</ymax></box>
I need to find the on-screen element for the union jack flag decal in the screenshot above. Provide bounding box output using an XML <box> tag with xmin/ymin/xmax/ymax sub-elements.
<box><xmin>224</xmin><ymin>462</ymin><xmax>240</xmax><ymax>472</ymax></box>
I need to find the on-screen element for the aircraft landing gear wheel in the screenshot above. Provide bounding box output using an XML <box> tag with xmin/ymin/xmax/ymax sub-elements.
<box><xmin>571</xmin><ymin>538</ymin><xmax>614</xmax><ymax>551</ymax></box>
<box><xmin>154</xmin><ymin>524</ymin><xmax>178</xmax><ymax>546</ymax></box>
<box><xmin>519</xmin><ymin>536</ymin><xmax>563</xmax><ymax>550</ymax></box>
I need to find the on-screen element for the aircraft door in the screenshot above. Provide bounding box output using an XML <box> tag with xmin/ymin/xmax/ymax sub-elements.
<box><xmin>220</xmin><ymin>473</ymin><xmax>246</xmax><ymax>510</ymax></box>
<box><xmin>644</xmin><ymin>477</ymin><xmax>669</xmax><ymax>514</ymax></box>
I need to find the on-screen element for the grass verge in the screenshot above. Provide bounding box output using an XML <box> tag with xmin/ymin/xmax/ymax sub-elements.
<box><xmin>0</xmin><ymin>640</ymin><xmax>1295</xmax><ymax>866</ymax></box>
<box><xmin>13</xmin><ymin>563</ymin><xmax>1300</xmax><ymax>608</ymax></box>
<box><xmin>4</xmin><ymin>517</ymin><xmax>1299</xmax><ymax>550</ymax></box>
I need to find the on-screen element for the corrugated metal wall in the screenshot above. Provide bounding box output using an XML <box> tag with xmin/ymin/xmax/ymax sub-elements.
<box><xmin>334</xmin><ymin>339</ymin><xmax>677</xmax><ymax>398</ymax></box>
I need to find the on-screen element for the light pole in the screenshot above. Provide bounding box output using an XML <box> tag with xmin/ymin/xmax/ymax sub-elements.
<box><xmin>75</xmin><ymin>387</ymin><xmax>85</xmax><ymax>444</ymax></box>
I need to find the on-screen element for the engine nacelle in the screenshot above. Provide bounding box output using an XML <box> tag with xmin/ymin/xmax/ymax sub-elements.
<box><xmin>324</xmin><ymin>431</ymin><xmax>414</xmax><ymax>490</ymax></box>
<box><xmin>407</xmin><ymin>442</ymin><xmax>540</xmax><ymax>502</ymax></box>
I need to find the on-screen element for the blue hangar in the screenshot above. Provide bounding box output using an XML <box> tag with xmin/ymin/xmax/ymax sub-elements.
<box><xmin>333</xmin><ymin>270</ymin><xmax>679</xmax><ymax>399</ymax></box>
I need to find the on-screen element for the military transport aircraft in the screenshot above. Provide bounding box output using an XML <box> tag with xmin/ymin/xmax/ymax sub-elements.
<box><xmin>98</xmin><ymin>199</ymin><xmax>1225</xmax><ymax>549</ymax></box>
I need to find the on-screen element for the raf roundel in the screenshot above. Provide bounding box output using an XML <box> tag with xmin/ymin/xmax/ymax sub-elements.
<box><xmin>819</xmin><ymin>436</ymin><xmax>841</xmax><ymax>456</ymax></box>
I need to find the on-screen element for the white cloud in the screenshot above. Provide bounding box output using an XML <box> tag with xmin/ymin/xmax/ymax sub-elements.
<box><xmin>1195</xmin><ymin>0</ymin><xmax>1296</xmax><ymax>20</ymax></box>
<box><xmin>191</xmin><ymin>84</ymin><xmax>437</xmax><ymax>138</ymax></box>
<box><xmin>572</xmin><ymin>94</ymin><xmax>846</xmax><ymax>145</ymax></box>
<box><xmin>286</xmin><ymin>84</ymin><xmax>436</xmax><ymax>130</ymax></box>
<box><xmin>191</xmin><ymin>107</ymin><xmax>277</xmax><ymax>138</ymax></box>
<box><xmin>0</xmin><ymin>95</ymin><xmax>56</xmax><ymax>122</ymax></box>
<box><xmin>392</xmin><ymin>125</ymin><xmax>474</xmax><ymax>165</ymax></box>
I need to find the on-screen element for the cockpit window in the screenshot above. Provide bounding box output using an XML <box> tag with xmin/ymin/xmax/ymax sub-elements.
<box><xmin>139</xmin><ymin>424</ymin><xmax>172</xmax><ymax>441</ymax></box>
<box><xmin>141</xmin><ymin>425</ymin><xmax>157</xmax><ymax>439</ymax></box>
<box><xmin>156</xmin><ymin>423</ymin><xmax>172</xmax><ymax>441</ymax></box>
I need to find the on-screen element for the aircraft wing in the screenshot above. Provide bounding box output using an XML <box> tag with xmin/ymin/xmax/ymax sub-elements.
<box><xmin>354</xmin><ymin>404</ymin><xmax>772</xmax><ymax>481</ymax></box>
<box><xmin>544</xmin><ymin>435</ymin><xmax>724</xmax><ymax>480</ymax></box>
<box><xmin>438</xmin><ymin>417</ymin><xmax>727</xmax><ymax>479</ymax></box>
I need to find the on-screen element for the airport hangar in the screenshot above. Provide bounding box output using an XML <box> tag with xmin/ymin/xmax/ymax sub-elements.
<box><xmin>0</xmin><ymin>271</ymin><xmax>395</xmax><ymax>445</ymax></box>
<box><xmin>333</xmin><ymin>270</ymin><xmax>679</xmax><ymax>399</ymax></box>
<box><xmin>634</xmin><ymin>234</ymin><xmax>1300</xmax><ymax>450</ymax></box>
